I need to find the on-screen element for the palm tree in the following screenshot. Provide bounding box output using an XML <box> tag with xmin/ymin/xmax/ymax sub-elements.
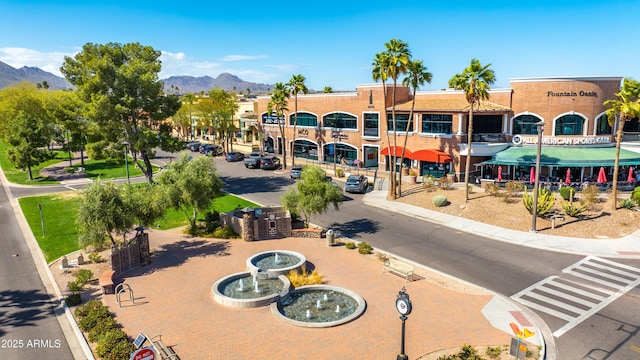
<box><xmin>604</xmin><ymin>78</ymin><xmax>640</xmax><ymax>210</ymax></box>
<box><xmin>448</xmin><ymin>58</ymin><xmax>496</xmax><ymax>202</ymax></box>
<box><xmin>183</xmin><ymin>93</ymin><xmax>196</xmax><ymax>140</ymax></box>
<box><xmin>323</xmin><ymin>86</ymin><xmax>333</xmax><ymax>93</ymax></box>
<box><xmin>372</xmin><ymin>51</ymin><xmax>393</xmax><ymax>198</ymax></box>
<box><xmin>267</xmin><ymin>82</ymin><xmax>290</xmax><ymax>169</ymax></box>
<box><xmin>287</xmin><ymin>74</ymin><xmax>308</xmax><ymax>167</ymax></box>
<box><xmin>399</xmin><ymin>59</ymin><xmax>432</xmax><ymax>195</ymax></box>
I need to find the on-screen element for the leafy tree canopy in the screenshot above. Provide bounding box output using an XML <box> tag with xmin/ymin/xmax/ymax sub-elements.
<box><xmin>281</xmin><ymin>166</ymin><xmax>342</xmax><ymax>227</ymax></box>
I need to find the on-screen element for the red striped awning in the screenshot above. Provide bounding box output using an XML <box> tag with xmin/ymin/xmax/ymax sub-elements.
<box><xmin>410</xmin><ymin>149</ymin><xmax>452</xmax><ymax>163</ymax></box>
<box><xmin>381</xmin><ymin>146</ymin><xmax>413</xmax><ymax>157</ymax></box>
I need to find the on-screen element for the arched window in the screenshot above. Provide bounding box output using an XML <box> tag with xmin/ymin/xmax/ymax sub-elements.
<box><xmin>323</xmin><ymin>112</ymin><xmax>357</xmax><ymax>130</ymax></box>
<box><xmin>289</xmin><ymin>112</ymin><xmax>317</xmax><ymax>127</ymax></box>
<box><xmin>555</xmin><ymin>114</ymin><xmax>584</xmax><ymax>136</ymax></box>
<box><xmin>595</xmin><ymin>114</ymin><xmax>612</xmax><ymax>135</ymax></box>
<box><xmin>512</xmin><ymin>114</ymin><xmax>542</xmax><ymax>135</ymax></box>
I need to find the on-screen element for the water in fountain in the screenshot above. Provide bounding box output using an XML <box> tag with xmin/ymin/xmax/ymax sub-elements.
<box><xmin>254</xmin><ymin>281</ymin><xmax>261</xmax><ymax>293</ymax></box>
<box><xmin>280</xmin><ymin>289</ymin><xmax>358</xmax><ymax>323</ymax></box>
<box><xmin>220</xmin><ymin>275</ymin><xmax>283</xmax><ymax>299</ymax></box>
<box><xmin>255</xmin><ymin>252</ymin><xmax>300</xmax><ymax>270</ymax></box>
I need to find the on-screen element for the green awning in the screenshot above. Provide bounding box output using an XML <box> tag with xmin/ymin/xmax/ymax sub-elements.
<box><xmin>481</xmin><ymin>146</ymin><xmax>640</xmax><ymax>167</ymax></box>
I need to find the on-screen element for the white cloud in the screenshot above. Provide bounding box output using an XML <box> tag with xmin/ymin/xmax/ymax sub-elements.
<box><xmin>218</xmin><ymin>54</ymin><xmax>268</xmax><ymax>62</ymax></box>
<box><xmin>0</xmin><ymin>47</ymin><xmax>76</xmax><ymax>77</ymax></box>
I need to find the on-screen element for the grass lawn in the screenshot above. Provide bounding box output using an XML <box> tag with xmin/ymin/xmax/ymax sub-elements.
<box><xmin>67</xmin><ymin>158</ymin><xmax>155</xmax><ymax>179</ymax></box>
<box><xmin>0</xmin><ymin>142</ymin><xmax>67</xmax><ymax>185</ymax></box>
<box><xmin>19</xmin><ymin>191</ymin><xmax>260</xmax><ymax>261</ymax></box>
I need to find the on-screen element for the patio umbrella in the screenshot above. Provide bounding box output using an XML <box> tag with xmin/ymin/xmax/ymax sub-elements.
<box><xmin>565</xmin><ymin>168</ymin><xmax>571</xmax><ymax>184</ymax></box>
<box><xmin>497</xmin><ymin>166</ymin><xmax>503</xmax><ymax>182</ymax></box>
<box><xmin>530</xmin><ymin>166</ymin><xmax>535</xmax><ymax>183</ymax></box>
<box><xmin>597</xmin><ymin>167</ymin><xmax>607</xmax><ymax>184</ymax></box>
<box><xmin>628</xmin><ymin>167</ymin><xmax>634</xmax><ymax>183</ymax></box>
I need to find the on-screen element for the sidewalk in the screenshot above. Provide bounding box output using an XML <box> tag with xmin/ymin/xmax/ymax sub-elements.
<box><xmin>363</xmin><ymin>189</ymin><xmax>640</xmax><ymax>258</ymax></box>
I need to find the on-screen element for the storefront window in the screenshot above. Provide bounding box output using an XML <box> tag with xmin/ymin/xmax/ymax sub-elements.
<box><xmin>293</xmin><ymin>139</ymin><xmax>318</xmax><ymax>160</ymax></box>
<box><xmin>289</xmin><ymin>112</ymin><xmax>317</xmax><ymax>127</ymax></box>
<box><xmin>421</xmin><ymin>114</ymin><xmax>452</xmax><ymax>134</ymax></box>
<box><xmin>595</xmin><ymin>114</ymin><xmax>612</xmax><ymax>135</ymax></box>
<box><xmin>623</xmin><ymin>117</ymin><xmax>640</xmax><ymax>132</ymax></box>
<box><xmin>555</xmin><ymin>114</ymin><xmax>584</xmax><ymax>135</ymax></box>
<box><xmin>323</xmin><ymin>112</ymin><xmax>357</xmax><ymax>130</ymax></box>
<box><xmin>363</xmin><ymin>113</ymin><xmax>379</xmax><ymax>137</ymax></box>
<box><xmin>387</xmin><ymin>114</ymin><xmax>413</xmax><ymax>132</ymax></box>
<box><xmin>512</xmin><ymin>114</ymin><xmax>542</xmax><ymax>135</ymax></box>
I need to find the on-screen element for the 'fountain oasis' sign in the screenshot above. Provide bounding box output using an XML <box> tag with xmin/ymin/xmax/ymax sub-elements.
<box><xmin>547</xmin><ymin>90</ymin><xmax>598</xmax><ymax>97</ymax></box>
<box><xmin>512</xmin><ymin>134</ymin><xmax>611</xmax><ymax>146</ymax></box>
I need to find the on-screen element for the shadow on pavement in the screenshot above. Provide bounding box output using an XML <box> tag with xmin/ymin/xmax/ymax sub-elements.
<box><xmin>326</xmin><ymin>218</ymin><xmax>382</xmax><ymax>239</ymax></box>
<box><xmin>221</xmin><ymin>175</ymin><xmax>293</xmax><ymax>195</ymax></box>
<box><xmin>0</xmin><ymin>289</ymin><xmax>54</xmax><ymax>337</ymax></box>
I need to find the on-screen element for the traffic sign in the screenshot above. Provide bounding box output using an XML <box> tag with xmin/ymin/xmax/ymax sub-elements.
<box><xmin>130</xmin><ymin>346</ymin><xmax>156</xmax><ymax>360</ymax></box>
<box><xmin>509</xmin><ymin>322</ymin><xmax>520</xmax><ymax>336</ymax></box>
<box><xmin>509</xmin><ymin>338</ymin><xmax>527</xmax><ymax>360</ymax></box>
<box><xmin>522</xmin><ymin>327</ymin><xmax>535</xmax><ymax>339</ymax></box>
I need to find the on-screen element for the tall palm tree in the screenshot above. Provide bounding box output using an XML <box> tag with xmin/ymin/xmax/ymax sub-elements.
<box><xmin>183</xmin><ymin>93</ymin><xmax>196</xmax><ymax>140</ymax></box>
<box><xmin>604</xmin><ymin>78</ymin><xmax>640</xmax><ymax>210</ymax></box>
<box><xmin>399</xmin><ymin>59</ymin><xmax>432</xmax><ymax>196</ymax></box>
<box><xmin>267</xmin><ymin>82</ymin><xmax>290</xmax><ymax>169</ymax></box>
<box><xmin>448</xmin><ymin>58</ymin><xmax>495</xmax><ymax>202</ymax></box>
<box><xmin>323</xmin><ymin>86</ymin><xmax>333</xmax><ymax>93</ymax></box>
<box><xmin>372</xmin><ymin>51</ymin><xmax>393</xmax><ymax>197</ymax></box>
<box><xmin>287</xmin><ymin>74</ymin><xmax>308</xmax><ymax>167</ymax></box>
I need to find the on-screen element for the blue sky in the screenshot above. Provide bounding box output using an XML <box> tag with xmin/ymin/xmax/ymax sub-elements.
<box><xmin>1</xmin><ymin>1</ymin><xmax>638</xmax><ymax>91</ymax></box>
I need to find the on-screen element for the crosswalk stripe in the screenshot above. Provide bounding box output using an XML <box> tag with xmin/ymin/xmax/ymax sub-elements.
<box><xmin>514</xmin><ymin>298</ymin><xmax>577</xmax><ymax>322</ymax></box>
<box><xmin>588</xmin><ymin>256</ymin><xmax>640</xmax><ymax>272</ymax></box>
<box><xmin>565</xmin><ymin>269</ymin><xmax>622</xmax><ymax>289</ymax></box>
<box><xmin>523</xmin><ymin>291</ymin><xmax>585</xmax><ymax>315</ymax></box>
<box><xmin>549</xmin><ymin>279</ymin><xmax>610</xmax><ymax>300</ymax></box>
<box><xmin>537</xmin><ymin>284</ymin><xmax>599</xmax><ymax>307</ymax></box>
<box><xmin>582</xmin><ymin>261</ymin><xmax>640</xmax><ymax>279</ymax></box>
<box><xmin>574</xmin><ymin>266</ymin><xmax>631</xmax><ymax>284</ymax></box>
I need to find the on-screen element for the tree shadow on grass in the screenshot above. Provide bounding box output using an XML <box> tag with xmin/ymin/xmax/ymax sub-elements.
<box><xmin>324</xmin><ymin>218</ymin><xmax>382</xmax><ymax>240</ymax></box>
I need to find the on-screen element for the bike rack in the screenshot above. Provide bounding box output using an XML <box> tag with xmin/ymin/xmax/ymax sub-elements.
<box><xmin>115</xmin><ymin>283</ymin><xmax>134</xmax><ymax>307</ymax></box>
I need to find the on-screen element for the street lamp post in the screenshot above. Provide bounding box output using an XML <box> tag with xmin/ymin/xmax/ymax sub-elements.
<box><xmin>122</xmin><ymin>141</ymin><xmax>130</xmax><ymax>186</ymax></box>
<box><xmin>530</xmin><ymin>120</ymin><xmax>545</xmax><ymax>233</ymax></box>
<box><xmin>395</xmin><ymin>287</ymin><xmax>412</xmax><ymax>360</ymax></box>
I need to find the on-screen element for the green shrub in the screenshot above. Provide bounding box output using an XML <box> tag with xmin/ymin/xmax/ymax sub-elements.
<box><xmin>204</xmin><ymin>210</ymin><xmax>220</xmax><ymax>233</ymax></box>
<box><xmin>581</xmin><ymin>185</ymin><xmax>600</xmax><ymax>206</ymax></box>
<box><xmin>101</xmin><ymin>340</ymin><xmax>137</xmax><ymax>360</ymax></box>
<box><xmin>95</xmin><ymin>329</ymin><xmax>129</xmax><ymax>359</ymax></box>
<box><xmin>631</xmin><ymin>186</ymin><xmax>640</xmax><ymax>202</ymax></box>
<box><xmin>212</xmin><ymin>226</ymin><xmax>239</xmax><ymax>239</ymax></box>
<box><xmin>522</xmin><ymin>187</ymin><xmax>555</xmax><ymax>216</ymax></box>
<box><xmin>456</xmin><ymin>344</ymin><xmax>482</xmax><ymax>360</ymax></box>
<box><xmin>559</xmin><ymin>186</ymin><xmax>575</xmax><ymax>201</ymax></box>
<box><xmin>484</xmin><ymin>183</ymin><xmax>501</xmax><ymax>197</ymax></box>
<box><xmin>486</xmin><ymin>345</ymin><xmax>503</xmax><ymax>358</ymax></box>
<box><xmin>88</xmin><ymin>316</ymin><xmax>117</xmax><ymax>342</ymax></box>
<box><xmin>357</xmin><ymin>242</ymin><xmax>372</xmax><ymax>255</ymax></box>
<box><xmin>67</xmin><ymin>281</ymin><xmax>82</xmax><ymax>293</ymax></box>
<box><xmin>335</xmin><ymin>168</ymin><xmax>345</xmax><ymax>178</ymax></box>
<box><xmin>620</xmin><ymin>198</ymin><xmax>637</xmax><ymax>210</ymax></box>
<box><xmin>77</xmin><ymin>304</ymin><xmax>111</xmax><ymax>332</ymax></box>
<box><xmin>74</xmin><ymin>299</ymin><xmax>104</xmax><ymax>318</ymax></box>
<box><xmin>432</xmin><ymin>195</ymin><xmax>448</xmax><ymax>207</ymax></box>
<box><xmin>562</xmin><ymin>201</ymin><xmax>587</xmax><ymax>217</ymax></box>
<box><xmin>65</xmin><ymin>294</ymin><xmax>81</xmax><ymax>307</ymax></box>
<box><xmin>504</xmin><ymin>182</ymin><xmax>522</xmax><ymax>198</ymax></box>
<box><xmin>75</xmin><ymin>269</ymin><xmax>93</xmax><ymax>287</ymax></box>
<box><xmin>88</xmin><ymin>252</ymin><xmax>103</xmax><ymax>263</ymax></box>
<box><xmin>344</xmin><ymin>242</ymin><xmax>356</xmax><ymax>249</ymax></box>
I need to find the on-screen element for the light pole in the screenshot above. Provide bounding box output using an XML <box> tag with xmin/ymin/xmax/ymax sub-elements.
<box><xmin>395</xmin><ymin>287</ymin><xmax>412</xmax><ymax>360</ymax></box>
<box><xmin>122</xmin><ymin>141</ymin><xmax>130</xmax><ymax>186</ymax></box>
<box><xmin>530</xmin><ymin>120</ymin><xmax>545</xmax><ymax>233</ymax></box>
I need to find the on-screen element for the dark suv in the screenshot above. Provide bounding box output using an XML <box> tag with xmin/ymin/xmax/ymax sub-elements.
<box><xmin>260</xmin><ymin>156</ymin><xmax>281</xmax><ymax>170</ymax></box>
<box><xmin>345</xmin><ymin>175</ymin><xmax>369</xmax><ymax>193</ymax></box>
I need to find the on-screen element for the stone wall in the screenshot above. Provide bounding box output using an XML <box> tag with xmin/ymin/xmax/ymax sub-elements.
<box><xmin>110</xmin><ymin>232</ymin><xmax>150</xmax><ymax>274</ymax></box>
<box><xmin>220</xmin><ymin>207</ymin><xmax>291</xmax><ymax>241</ymax></box>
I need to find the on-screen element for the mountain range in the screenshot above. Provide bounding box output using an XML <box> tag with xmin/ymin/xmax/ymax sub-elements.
<box><xmin>0</xmin><ymin>61</ymin><xmax>273</xmax><ymax>94</ymax></box>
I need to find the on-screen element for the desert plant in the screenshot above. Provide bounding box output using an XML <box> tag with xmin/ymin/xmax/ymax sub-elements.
<box><xmin>631</xmin><ymin>186</ymin><xmax>640</xmax><ymax>203</ymax></box>
<box><xmin>432</xmin><ymin>195</ymin><xmax>448</xmax><ymax>207</ymax></box>
<box><xmin>619</xmin><ymin>198</ymin><xmax>637</xmax><ymax>210</ymax></box>
<box><xmin>65</xmin><ymin>294</ymin><xmax>81</xmax><ymax>306</ymax></box>
<box><xmin>211</xmin><ymin>226</ymin><xmax>239</xmax><ymax>239</ymax></box>
<box><xmin>95</xmin><ymin>328</ymin><xmax>130</xmax><ymax>359</ymax></box>
<box><xmin>77</xmin><ymin>304</ymin><xmax>111</xmax><ymax>332</ymax></box>
<box><xmin>335</xmin><ymin>168</ymin><xmax>345</xmax><ymax>177</ymax></box>
<box><xmin>357</xmin><ymin>242</ymin><xmax>373</xmax><ymax>255</ymax></box>
<box><xmin>344</xmin><ymin>241</ymin><xmax>356</xmax><ymax>249</ymax></box>
<box><xmin>75</xmin><ymin>269</ymin><xmax>93</xmax><ymax>287</ymax></box>
<box><xmin>484</xmin><ymin>183</ymin><xmax>501</xmax><ymax>197</ymax></box>
<box><xmin>562</xmin><ymin>201</ymin><xmax>587</xmax><ymax>217</ymax></box>
<box><xmin>87</xmin><ymin>316</ymin><xmax>117</xmax><ymax>342</ymax></box>
<box><xmin>467</xmin><ymin>184</ymin><xmax>474</xmax><ymax>194</ymax></box>
<box><xmin>456</xmin><ymin>344</ymin><xmax>483</xmax><ymax>360</ymax></box>
<box><xmin>286</xmin><ymin>265</ymin><xmax>324</xmax><ymax>287</ymax></box>
<box><xmin>422</xmin><ymin>175</ymin><xmax>437</xmax><ymax>191</ymax></box>
<box><xmin>522</xmin><ymin>187</ymin><xmax>555</xmax><ymax>216</ymax></box>
<box><xmin>581</xmin><ymin>185</ymin><xmax>600</xmax><ymax>206</ymax></box>
<box><xmin>559</xmin><ymin>186</ymin><xmax>576</xmax><ymax>201</ymax></box>
<box><xmin>486</xmin><ymin>345</ymin><xmax>504</xmax><ymax>359</ymax></box>
<box><xmin>88</xmin><ymin>251</ymin><xmax>103</xmax><ymax>263</ymax></box>
<box><xmin>438</xmin><ymin>176</ymin><xmax>453</xmax><ymax>190</ymax></box>
<box><xmin>504</xmin><ymin>181</ymin><xmax>522</xmax><ymax>196</ymax></box>
<box><xmin>409</xmin><ymin>168</ymin><xmax>418</xmax><ymax>176</ymax></box>
<box><xmin>376</xmin><ymin>252</ymin><xmax>389</xmax><ymax>262</ymax></box>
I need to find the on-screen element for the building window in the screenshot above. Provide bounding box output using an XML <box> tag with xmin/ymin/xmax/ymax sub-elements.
<box><xmin>513</xmin><ymin>114</ymin><xmax>543</xmax><ymax>135</ymax></box>
<box><xmin>324</xmin><ymin>112</ymin><xmax>357</xmax><ymax>130</ymax></box>
<box><xmin>387</xmin><ymin>113</ymin><xmax>413</xmax><ymax>132</ymax></box>
<box><xmin>473</xmin><ymin>114</ymin><xmax>502</xmax><ymax>133</ymax></box>
<box><xmin>555</xmin><ymin>114</ymin><xmax>584</xmax><ymax>136</ymax></box>
<box><xmin>363</xmin><ymin>113</ymin><xmax>379</xmax><ymax>137</ymax></box>
<box><xmin>623</xmin><ymin>117</ymin><xmax>640</xmax><ymax>132</ymax></box>
<box><xmin>595</xmin><ymin>114</ymin><xmax>612</xmax><ymax>135</ymax></box>
<box><xmin>421</xmin><ymin>114</ymin><xmax>452</xmax><ymax>134</ymax></box>
<box><xmin>289</xmin><ymin>112</ymin><xmax>317</xmax><ymax>127</ymax></box>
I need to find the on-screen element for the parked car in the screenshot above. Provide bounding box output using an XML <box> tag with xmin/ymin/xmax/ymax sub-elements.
<box><xmin>187</xmin><ymin>142</ymin><xmax>201</xmax><ymax>152</ymax></box>
<box><xmin>345</xmin><ymin>174</ymin><xmax>369</xmax><ymax>193</ymax></box>
<box><xmin>202</xmin><ymin>145</ymin><xmax>223</xmax><ymax>156</ymax></box>
<box><xmin>290</xmin><ymin>166</ymin><xmax>303</xmax><ymax>179</ymax></box>
<box><xmin>260</xmin><ymin>156</ymin><xmax>281</xmax><ymax>170</ymax></box>
<box><xmin>226</xmin><ymin>152</ymin><xmax>245</xmax><ymax>162</ymax></box>
<box><xmin>244</xmin><ymin>152</ymin><xmax>264</xmax><ymax>168</ymax></box>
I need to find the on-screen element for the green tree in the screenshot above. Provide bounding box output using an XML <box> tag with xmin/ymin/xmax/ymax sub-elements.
<box><xmin>287</xmin><ymin>74</ymin><xmax>309</xmax><ymax>167</ymax></box>
<box><xmin>267</xmin><ymin>82</ymin><xmax>290</xmax><ymax>169</ymax></box>
<box><xmin>207</xmin><ymin>88</ymin><xmax>239</xmax><ymax>153</ymax></box>
<box><xmin>60</xmin><ymin>42</ymin><xmax>181</xmax><ymax>183</ymax></box>
<box><xmin>372</xmin><ymin>51</ymin><xmax>393</xmax><ymax>197</ymax></box>
<box><xmin>604</xmin><ymin>78</ymin><xmax>640</xmax><ymax>210</ymax></box>
<box><xmin>156</xmin><ymin>153</ymin><xmax>224</xmax><ymax>234</ymax></box>
<box><xmin>399</xmin><ymin>59</ymin><xmax>432</xmax><ymax>195</ymax></box>
<box><xmin>45</xmin><ymin>90</ymin><xmax>88</xmax><ymax>167</ymax></box>
<box><xmin>183</xmin><ymin>93</ymin><xmax>196</xmax><ymax>140</ymax></box>
<box><xmin>76</xmin><ymin>180</ymin><xmax>134</xmax><ymax>248</ymax></box>
<box><xmin>281</xmin><ymin>166</ymin><xmax>343</xmax><ymax>227</ymax></box>
<box><xmin>322</xmin><ymin>86</ymin><xmax>333</xmax><ymax>93</ymax></box>
<box><xmin>448</xmin><ymin>58</ymin><xmax>496</xmax><ymax>202</ymax></box>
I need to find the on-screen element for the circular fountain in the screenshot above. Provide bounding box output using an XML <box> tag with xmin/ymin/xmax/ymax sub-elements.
<box><xmin>246</xmin><ymin>250</ymin><xmax>306</xmax><ymax>277</ymax></box>
<box><xmin>212</xmin><ymin>271</ymin><xmax>291</xmax><ymax>308</ymax></box>
<box><xmin>270</xmin><ymin>285</ymin><xmax>366</xmax><ymax>328</ymax></box>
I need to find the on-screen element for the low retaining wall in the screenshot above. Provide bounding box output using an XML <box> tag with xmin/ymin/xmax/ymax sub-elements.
<box><xmin>291</xmin><ymin>228</ymin><xmax>323</xmax><ymax>238</ymax></box>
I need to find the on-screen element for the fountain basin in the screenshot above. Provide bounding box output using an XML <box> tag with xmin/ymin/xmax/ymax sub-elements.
<box><xmin>212</xmin><ymin>272</ymin><xmax>291</xmax><ymax>308</ymax></box>
<box><xmin>246</xmin><ymin>250</ymin><xmax>306</xmax><ymax>277</ymax></box>
<box><xmin>270</xmin><ymin>285</ymin><xmax>366</xmax><ymax>328</ymax></box>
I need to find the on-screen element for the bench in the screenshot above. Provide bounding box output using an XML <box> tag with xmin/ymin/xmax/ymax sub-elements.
<box><xmin>99</xmin><ymin>270</ymin><xmax>116</xmax><ymax>295</ymax></box>
<box><xmin>150</xmin><ymin>334</ymin><xmax>179</xmax><ymax>360</ymax></box>
<box><xmin>383</xmin><ymin>258</ymin><xmax>414</xmax><ymax>282</ymax></box>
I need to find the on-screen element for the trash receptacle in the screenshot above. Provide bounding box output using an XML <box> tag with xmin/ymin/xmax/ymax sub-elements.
<box><xmin>326</xmin><ymin>229</ymin><xmax>335</xmax><ymax>246</ymax></box>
